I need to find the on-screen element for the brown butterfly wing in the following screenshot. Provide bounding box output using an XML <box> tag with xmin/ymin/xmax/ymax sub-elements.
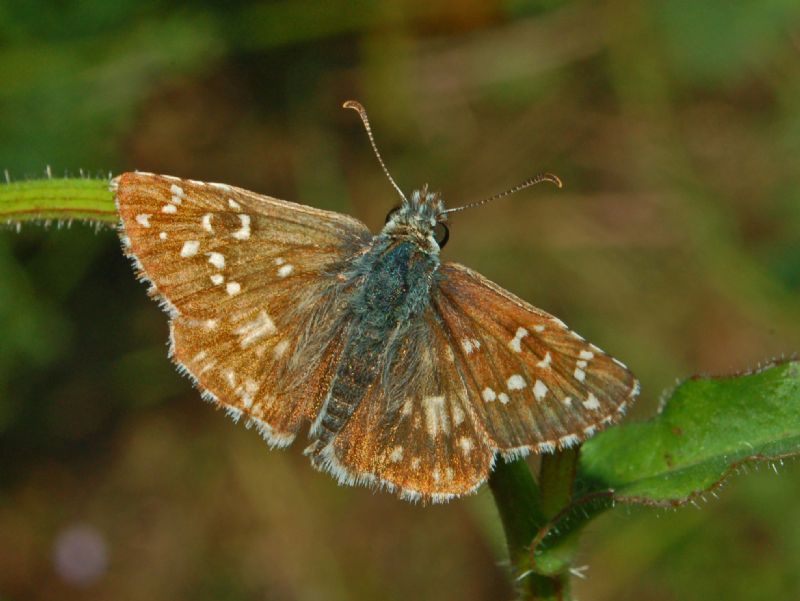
<box><xmin>435</xmin><ymin>262</ymin><xmax>639</xmax><ymax>456</ymax></box>
<box><xmin>115</xmin><ymin>172</ymin><xmax>371</xmax><ymax>445</ymax></box>
<box><xmin>314</xmin><ymin>307</ymin><xmax>494</xmax><ymax>502</ymax></box>
<box><xmin>317</xmin><ymin>262</ymin><xmax>638</xmax><ymax>502</ymax></box>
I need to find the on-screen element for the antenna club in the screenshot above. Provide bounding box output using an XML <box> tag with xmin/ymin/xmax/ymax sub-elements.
<box><xmin>543</xmin><ymin>173</ymin><xmax>563</xmax><ymax>189</ymax></box>
<box><xmin>343</xmin><ymin>99</ymin><xmax>365</xmax><ymax>113</ymax></box>
<box><xmin>342</xmin><ymin>99</ymin><xmax>408</xmax><ymax>204</ymax></box>
<box><xmin>441</xmin><ymin>171</ymin><xmax>563</xmax><ymax>215</ymax></box>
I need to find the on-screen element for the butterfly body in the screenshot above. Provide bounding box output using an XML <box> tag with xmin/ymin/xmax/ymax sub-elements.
<box><xmin>308</xmin><ymin>192</ymin><xmax>442</xmax><ymax>455</ymax></box>
<box><xmin>114</xmin><ymin>172</ymin><xmax>639</xmax><ymax>503</ymax></box>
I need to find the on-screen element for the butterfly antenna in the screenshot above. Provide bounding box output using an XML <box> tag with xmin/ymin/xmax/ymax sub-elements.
<box><xmin>343</xmin><ymin>100</ymin><xmax>408</xmax><ymax>203</ymax></box>
<box><xmin>442</xmin><ymin>172</ymin><xmax>563</xmax><ymax>215</ymax></box>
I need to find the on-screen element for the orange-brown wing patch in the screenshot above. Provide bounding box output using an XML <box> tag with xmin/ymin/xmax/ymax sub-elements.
<box><xmin>115</xmin><ymin>172</ymin><xmax>370</xmax><ymax>445</ymax></box>
<box><xmin>435</xmin><ymin>262</ymin><xmax>639</xmax><ymax>457</ymax></box>
<box><xmin>311</xmin><ymin>309</ymin><xmax>493</xmax><ymax>503</ymax></box>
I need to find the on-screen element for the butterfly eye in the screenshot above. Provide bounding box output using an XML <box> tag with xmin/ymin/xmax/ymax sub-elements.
<box><xmin>434</xmin><ymin>222</ymin><xmax>449</xmax><ymax>248</ymax></box>
<box><xmin>384</xmin><ymin>206</ymin><xmax>401</xmax><ymax>224</ymax></box>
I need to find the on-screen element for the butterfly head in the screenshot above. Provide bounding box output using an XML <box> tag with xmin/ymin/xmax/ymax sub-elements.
<box><xmin>382</xmin><ymin>186</ymin><xmax>449</xmax><ymax>251</ymax></box>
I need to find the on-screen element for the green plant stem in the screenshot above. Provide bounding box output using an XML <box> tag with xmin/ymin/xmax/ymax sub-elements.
<box><xmin>539</xmin><ymin>447</ymin><xmax>578</xmax><ymax>519</ymax></box>
<box><xmin>0</xmin><ymin>177</ymin><xmax>117</xmax><ymax>225</ymax></box>
<box><xmin>530</xmin><ymin>448</ymin><xmax>583</xmax><ymax>579</ymax></box>
<box><xmin>489</xmin><ymin>456</ymin><xmax>573</xmax><ymax>601</ymax></box>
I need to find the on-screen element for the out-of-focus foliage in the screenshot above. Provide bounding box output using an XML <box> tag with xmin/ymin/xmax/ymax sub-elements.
<box><xmin>0</xmin><ymin>1</ymin><xmax>798</xmax><ymax>600</ymax></box>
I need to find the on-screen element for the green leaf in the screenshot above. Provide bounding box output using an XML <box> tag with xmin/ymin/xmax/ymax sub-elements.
<box><xmin>0</xmin><ymin>177</ymin><xmax>117</xmax><ymax>226</ymax></box>
<box><xmin>579</xmin><ymin>359</ymin><xmax>800</xmax><ymax>504</ymax></box>
<box><xmin>531</xmin><ymin>360</ymin><xmax>800</xmax><ymax>575</ymax></box>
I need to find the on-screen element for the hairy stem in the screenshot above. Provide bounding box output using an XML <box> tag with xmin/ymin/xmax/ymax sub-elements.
<box><xmin>489</xmin><ymin>456</ymin><xmax>574</xmax><ymax>600</ymax></box>
<box><xmin>539</xmin><ymin>447</ymin><xmax>579</xmax><ymax>519</ymax></box>
<box><xmin>0</xmin><ymin>177</ymin><xmax>117</xmax><ymax>226</ymax></box>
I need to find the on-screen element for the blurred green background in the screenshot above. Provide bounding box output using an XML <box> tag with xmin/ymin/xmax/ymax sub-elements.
<box><xmin>1</xmin><ymin>1</ymin><xmax>800</xmax><ymax>600</ymax></box>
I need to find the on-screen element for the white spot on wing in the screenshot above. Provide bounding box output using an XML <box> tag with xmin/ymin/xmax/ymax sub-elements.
<box><xmin>238</xmin><ymin>378</ymin><xmax>258</xmax><ymax>409</ymax></box>
<box><xmin>509</xmin><ymin>327</ymin><xmax>528</xmax><ymax>352</ymax></box>
<box><xmin>235</xmin><ymin>310</ymin><xmax>276</xmax><ymax>347</ymax></box>
<box><xmin>537</xmin><ymin>352</ymin><xmax>552</xmax><ymax>369</ymax></box>
<box><xmin>533</xmin><ymin>379</ymin><xmax>548</xmax><ymax>400</ymax></box>
<box><xmin>162</xmin><ymin>204</ymin><xmax>177</xmax><ymax>214</ymax></box>
<box><xmin>459</xmin><ymin>437</ymin><xmax>473</xmax><ymax>455</ymax></box>
<box><xmin>389</xmin><ymin>446</ymin><xmax>404</xmax><ymax>462</ymax></box>
<box><xmin>481</xmin><ymin>387</ymin><xmax>496</xmax><ymax>402</ymax></box>
<box><xmin>273</xmin><ymin>339</ymin><xmax>289</xmax><ymax>358</ymax></box>
<box><xmin>277</xmin><ymin>264</ymin><xmax>294</xmax><ymax>278</ymax></box>
<box><xmin>169</xmin><ymin>185</ymin><xmax>183</xmax><ymax>205</ymax></box>
<box><xmin>461</xmin><ymin>338</ymin><xmax>480</xmax><ymax>354</ymax></box>
<box><xmin>533</xmin><ymin>324</ymin><xmax>546</xmax><ymax>332</ymax></box>
<box><xmin>159</xmin><ymin>232</ymin><xmax>167</xmax><ymax>240</ymax></box>
<box><xmin>451</xmin><ymin>402</ymin><xmax>465</xmax><ymax>426</ymax></box>
<box><xmin>233</xmin><ymin>214</ymin><xmax>251</xmax><ymax>240</ymax></box>
<box><xmin>498</xmin><ymin>392</ymin><xmax>510</xmax><ymax>404</ymax></box>
<box><xmin>583</xmin><ymin>393</ymin><xmax>601</xmax><ymax>410</ymax></box>
<box><xmin>574</xmin><ymin>367</ymin><xmax>586</xmax><ymax>382</ymax></box>
<box><xmin>507</xmin><ymin>374</ymin><xmax>527</xmax><ymax>390</ymax></box>
<box><xmin>135</xmin><ymin>214</ymin><xmax>151</xmax><ymax>227</ymax></box>
<box><xmin>228</xmin><ymin>198</ymin><xmax>241</xmax><ymax>210</ymax></box>
<box><xmin>180</xmin><ymin>240</ymin><xmax>200</xmax><ymax>257</ymax></box>
<box><xmin>207</xmin><ymin>252</ymin><xmax>225</xmax><ymax>269</ymax></box>
<box><xmin>226</xmin><ymin>281</ymin><xmax>241</xmax><ymax>295</ymax></box>
<box><xmin>210</xmin><ymin>274</ymin><xmax>224</xmax><ymax>285</ymax></box>
<box><xmin>579</xmin><ymin>350</ymin><xmax>594</xmax><ymax>360</ymax></box>
<box><xmin>202</xmin><ymin>213</ymin><xmax>213</xmax><ymax>232</ymax></box>
<box><xmin>422</xmin><ymin>395</ymin><xmax>450</xmax><ymax>438</ymax></box>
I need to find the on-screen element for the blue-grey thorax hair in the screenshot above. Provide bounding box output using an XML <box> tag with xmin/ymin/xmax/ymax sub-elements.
<box><xmin>306</xmin><ymin>188</ymin><xmax>445</xmax><ymax>449</ymax></box>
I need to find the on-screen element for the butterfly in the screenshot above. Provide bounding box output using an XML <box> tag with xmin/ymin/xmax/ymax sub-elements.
<box><xmin>113</xmin><ymin>101</ymin><xmax>639</xmax><ymax>503</ymax></box>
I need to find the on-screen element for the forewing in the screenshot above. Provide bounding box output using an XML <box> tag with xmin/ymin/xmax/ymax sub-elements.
<box><xmin>435</xmin><ymin>262</ymin><xmax>639</xmax><ymax>456</ymax></box>
<box><xmin>115</xmin><ymin>172</ymin><xmax>371</xmax><ymax>445</ymax></box>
